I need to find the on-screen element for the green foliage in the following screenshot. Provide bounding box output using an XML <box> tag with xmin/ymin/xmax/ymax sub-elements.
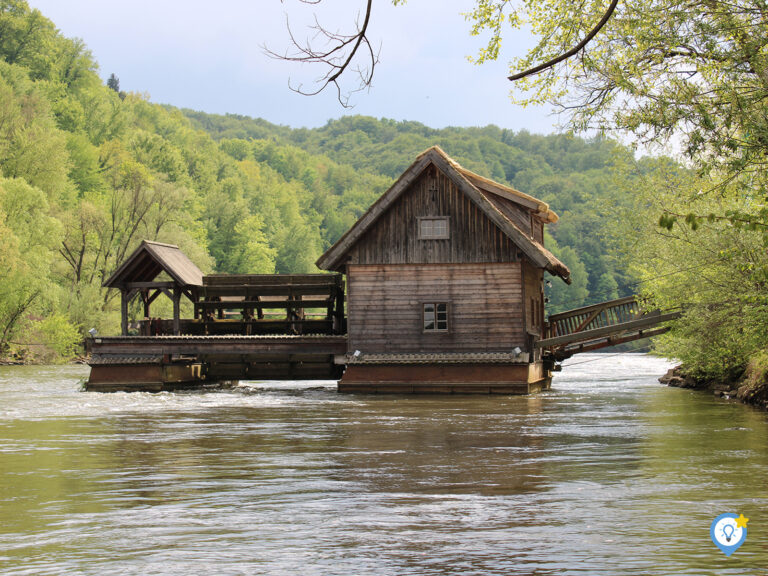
<box><xmin>106</xmin><ymin>73</ymin><xmax>119</xmax><ymax>93</ymax></box>
<box><xmin>0</xmin><ymin>176</ymin><xmax>62</xmax><ymax>354</ymax></box>
<box><xmin>545</xmin><ymin>233</ymin><xmax>589</xmax><ymax>312</ymax></box>
<box><xmin>612</xmin><ymin>159</ymin><xmax>768</xmax><ymax>379</ymax></box>
<box><xmin>38</xmin><ymin>313</ymin><xmax>81</xmax><ymax>362</ymax></box>
<box><xmin>457</xmin><ymin>0</ymin><xmax>768</xmax><ymax>377</ymax></box>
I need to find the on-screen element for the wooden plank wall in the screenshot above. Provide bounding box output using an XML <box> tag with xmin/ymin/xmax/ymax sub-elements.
<box><xmin>348</xmin><ymin>169</ymin><xmax>523</xmax><ymax>265</ymax></box>
<box><xmin>523</xmin><ymin>261</ymin><xmax>544</xmax><ymax>335</ymax></box>
<box><xmin>523</xmin><ymin>260</ymin><xmax>544</xmax><ymax>361</ymax></box>
<box><xmin>347</xmin><ymin>263</ymin><xmax>526</xmax><ymax>354</ymax></box>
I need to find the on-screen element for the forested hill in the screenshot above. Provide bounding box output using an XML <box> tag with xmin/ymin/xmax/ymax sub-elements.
<box><xmin>184</xmin><ymin>111</ymin><xmax>637</xmax><ymax>311</ymax></box>
<box><xmin>0</xmin><ymin>1</ymin><xmax>640</xmax><ymax>359</ymax></box>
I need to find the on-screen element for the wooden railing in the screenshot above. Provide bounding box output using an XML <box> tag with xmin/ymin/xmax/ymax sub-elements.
<box><xmin>538</xmin><ymin>296</ymin><xmax>681</xmax><ymax>359</ymax></box>
<box><xmin>545</xmin><ymin>296</ymin><xmax>640</xmax><ymax>339</ymax></box>
<box><xmin>195</xmin><ymin>274</ymin><xmax>346</xmax><ymax>335</ymax></box>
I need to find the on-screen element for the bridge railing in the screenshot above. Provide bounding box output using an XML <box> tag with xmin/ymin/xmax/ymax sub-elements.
<box><xmin>545</xmin><ymin>296</ymin><xmax>640</xmax><ymax>339</ymax></box>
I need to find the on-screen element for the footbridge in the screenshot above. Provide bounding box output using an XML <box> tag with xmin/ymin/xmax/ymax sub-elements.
<box><xmin>539</xmin><ymin>296</ymin><xmax>681</xmax><ymax>362</ymax></box>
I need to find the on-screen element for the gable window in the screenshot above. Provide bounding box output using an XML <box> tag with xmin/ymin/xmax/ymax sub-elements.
<box><xmin>419</xmin><ymin>217</ymin><xmax>449</xmax><ymax>240</ymax></box>
<box><xmin>423</xmin><ymin>302</ymin><xmax>449</xmax><ymax>332</ymax></box>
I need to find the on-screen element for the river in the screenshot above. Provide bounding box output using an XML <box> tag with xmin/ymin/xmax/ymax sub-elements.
<box><xmin>0</xmin><ymin>354</ymin><xmax>766</xmax><ymax>575</ymax></box>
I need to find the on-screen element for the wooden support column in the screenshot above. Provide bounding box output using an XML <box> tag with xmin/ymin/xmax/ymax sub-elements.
<box><xmin>142</xmin><ymin>289</ymin><xmax>150</xmax><ymax>318</ymax></box>
<box><xmin>121</xmin><ymin>289</ymin><xmax>129</xmax><ymax>336</ymax></box>
<box><xmin>335</xmin><ymin>279</ymin><xmax>345</xmax><ymax>334</ymax></box>
<box><xmin>173</xmin><ymin>286</ymin><xmax>181</xmax><ymax>336</ymax></box>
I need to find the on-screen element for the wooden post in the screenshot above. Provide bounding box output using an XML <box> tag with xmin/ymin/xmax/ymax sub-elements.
<box><xmin>335</xmin><ymin>277</ymin><xmax>345</xmax><ymax>334</ymax></box>
<box><xmin>121</xmin><ymin>289</ymin><xmax>129</xmax><ymax>336</ymax></box>
<box><xmin>173</xmin><ymin>286</ymin><xmax>181</xmax><ymax>336</ymax></box>
<box><xmin>142</xmin><ymin>289</ymin><xmax>150</xmax><ymax>318</ymax></box>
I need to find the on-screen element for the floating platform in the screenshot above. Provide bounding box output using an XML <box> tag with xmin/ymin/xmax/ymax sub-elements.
<box><xmin>85</xmin><ymin>336</ymin><xmax>550</xmax><ymax>394</ymax></box>
<box><xmin>86</xmin><ymin>334</ymin><xmax>347</xmax><ymax>392</ymax></box>
<box><xmin>340</xmin><ymin>353</ymin><xmax>548</xmax><ymax>394</ymax></box>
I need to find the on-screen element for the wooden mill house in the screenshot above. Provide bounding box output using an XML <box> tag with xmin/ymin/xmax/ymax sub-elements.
<box><xmin>88</xmin><ymin>146</ymin><xmax>676</xmax><ymax>393</ymax></box>
<box><xmin>316</xmin><ymin>146</ymin><xmax>570</xmax><ymax>393</ymax></box>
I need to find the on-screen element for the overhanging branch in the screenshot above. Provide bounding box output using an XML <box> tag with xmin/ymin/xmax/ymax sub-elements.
<box><xmin>508</xmin><ymin>0</ymin><xmax>620</xmax><ymax>82</ymax></box>
<box><xmin>265</xmin><ymin>0</ymin><xmax>377</xmax><ymax>107</ymax></box>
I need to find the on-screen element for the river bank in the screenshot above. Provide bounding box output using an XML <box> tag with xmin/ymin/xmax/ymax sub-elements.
<box><xmin>660</xmin><ymin>362</ymin><xmax>768</xmax><ymax>410</ymax></box>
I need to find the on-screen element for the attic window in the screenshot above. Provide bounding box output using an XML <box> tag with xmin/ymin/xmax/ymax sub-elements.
<box><xmin>419</xmin><ymin>217</ymin><xmax>449</xmax><ymax>240</ymax></box>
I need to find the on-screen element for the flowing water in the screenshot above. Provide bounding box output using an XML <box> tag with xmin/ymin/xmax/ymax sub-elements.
<box><xmin>1</xmin><ymin>354</ymin><xmax>767</xmax><ymax>575</ymax></box>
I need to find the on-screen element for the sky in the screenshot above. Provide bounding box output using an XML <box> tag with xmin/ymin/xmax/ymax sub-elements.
<box><xmin>26</xmin><ymin>0</ymin><xmax>561</xmax><ymax>133</ymax></box>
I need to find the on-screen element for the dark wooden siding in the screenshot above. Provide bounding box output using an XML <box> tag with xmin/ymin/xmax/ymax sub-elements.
<box><xmin>522</xmin><ymin>260</ymin><xmax>544</xmax><ymax>361</ymax></box>
<box><xmin>523</xmin><ymin>261</ymin><xmax>544</xmax><ymax>336</ymax></box>
<box><xmin>347</xmin><ymin>169</ymin><xmax>522</xmax><ymax>265</ymax></box>
<box><xmin>347</xmin><ymin>263</ymin><xmax>526</xmax><ymax>354</ymax></box>
<box><xmin>532</xmin><ymin>217</ymin><xmax>544</xmax><ymax>244</ymax></box>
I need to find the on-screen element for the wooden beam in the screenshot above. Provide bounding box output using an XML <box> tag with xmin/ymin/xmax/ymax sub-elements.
<box><xmin>195</xmin><ymin>299</ymin><xmax>333</xmax><ymax>310</ymax></box>
<box><xmin>335</xmin><ymin>282</ymin><xmax>345</xmax><ymax>334</ymax></box>
<box><xmin>536</xmin><ymin>311</ymin><xmax>681</xmax><ymax>348</ymax></box>
<box><xmin>91</xmin><ymin>335</ymin><xmax>348</xmax><ymax>356</ymax></box>
<box><xmin>550</xmin><ymin>327</ymin><xmax>672</xmax><ymax>360</ymax></box>
<box><xmin>120</xmin><ymin>290</ymin><xmax>129</xmax><ymax>336</ymax></box>
<box><xmin>142</xmin><ymin>289</ymin><xmax>150</xmax><ymax>318</ymax></box>
<box><xmin>125</xmin><ymin>281</ymin><xmax>177</xmax><ymax>290</ymax></box>
<box><xmin>204</xmin><ymin>273</ymin><xmax>340</xmax><ymax>286</ymax></box>
<box><xmin>172</xmin><ymin>286</ymin><xmax>181</xmax><ymax>336</ymax></box>
<box><xmin>147</xmin><ymin>289</ymin><xmax>163</xmax><ymax>306</ymax></box>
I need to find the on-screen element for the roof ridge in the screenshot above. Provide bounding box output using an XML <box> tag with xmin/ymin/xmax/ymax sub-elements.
<box><xmin>142</xmin><ymin>240</ymin><xmax>180</xmax><ymax>249</ymax></box>
<box><xmin>421</xmin><ymin>147</ymin><xmax>557</xmax><ymax>223</ymax></box>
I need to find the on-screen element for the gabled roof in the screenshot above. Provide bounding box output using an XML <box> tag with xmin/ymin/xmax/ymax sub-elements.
<box><xmin>316</xmin><ymin>146</ymin><xmax>571</xmax><ymax>283</ymax></box>
<box><xmin>103</xmin><ymin>240</ymin><xmax>204</xmax><ymax>289</ymax></box>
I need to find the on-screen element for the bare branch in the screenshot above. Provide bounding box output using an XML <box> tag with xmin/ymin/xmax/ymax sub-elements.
<box><xmin>265</xmin><ymin>0</ymin><xmax>378</xmax><ymax>107</ymax></box>
<box><xmin>508</xmin><ymin>0</ymin><xmax>620</xmax><ymax>82</ymax></box>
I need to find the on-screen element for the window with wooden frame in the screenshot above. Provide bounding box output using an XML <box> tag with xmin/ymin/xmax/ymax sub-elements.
<box><xmin>423</xmin><ymin>302</ymin><xmax>449</xmax><ymax>332</ymax></box>
<box><xmin>419</xmin><ymin>216</ymin><xmax>450</xmax><ymax>240</ymax></box>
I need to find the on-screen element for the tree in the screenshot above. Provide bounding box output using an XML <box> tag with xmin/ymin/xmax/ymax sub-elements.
<box><xmin>278</xmin><ymin>1</ymin><xmax>768</xmax><ymax>217</ymax></box>
<box><xmin>472</xmin><ymin>2</ymin><xmax>768</xmax><ymax>208</ymax></box>
<box><xmin>0</xmin><ymin>177</ymin><xmax>62</xmax><ymax>354</ymax></box>
<box><xmin>266</xmin><ymin>0</ymin><xmax>405</xmax><ymax>106</ymax></box>
<box><xmin>106</xmin><ymin>72</ymin><xmax>119</xmax><ymax>92</ymax></box>
<box><xmin>612</xmin><ymin>158</ymin><xmax>768</xmax><ymax>379</ymax></box>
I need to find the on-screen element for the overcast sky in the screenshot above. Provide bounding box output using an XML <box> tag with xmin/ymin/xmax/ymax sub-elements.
<box><xmin>26</xmin><ymin>1</ymin><xmax>560</xmax><ymax>132</ymax></box>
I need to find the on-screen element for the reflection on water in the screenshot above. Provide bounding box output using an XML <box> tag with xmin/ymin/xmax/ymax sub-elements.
<box><xmin>1</xmin><ymin>356</ymin><xmax>767</xmax><ymax>575</ymax></box>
